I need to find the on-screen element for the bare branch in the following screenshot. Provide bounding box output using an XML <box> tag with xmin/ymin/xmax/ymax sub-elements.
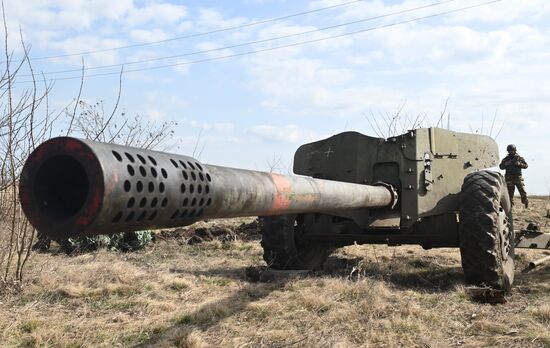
<box><xmin>67</xmin><ymin>58</ymin><xmax>85</xmax><ymax>136</ymax></box>
<box><xmin>94</xmin><ymin>65</ymin><xmax>123</xmax><ymax>141</ymax></box>
<box><xmin>192</xmin><ymin>128</ymin><xmax>203</xmax><ymax>158</ymax></box>
<box><xmin>267</xmin><ymin>153</ymin><xmax>284</xmax><ymax>173</ymax></box>
<box><xmin>363</xmin><ymin>112</ymin><xmax>382</xmax><ymax>138</ymax></box>
<box><xmin>494</xmin><ymin>122</ymin><xmax>505</xmax><ymax>140</ymax></box>
<box><xmin>489</xmin><ymin>108</ymin><xmax>498</xmax><ymax>138</ymax></box>
<box><xmin>436</xmin><ymin>98</ymin><xmax>449</xmax><ymax>128</ymax></box>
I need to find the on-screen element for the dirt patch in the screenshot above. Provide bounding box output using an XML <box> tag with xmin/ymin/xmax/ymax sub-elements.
<box><xmin>513</xmin><ymin>196</ymin><xmax>550</xmax><ymax>230</ymax></box>
<box><xmin>155</xmin><ymin>218</ymin><xmax>261</xmax><ymax>245</ymax></box>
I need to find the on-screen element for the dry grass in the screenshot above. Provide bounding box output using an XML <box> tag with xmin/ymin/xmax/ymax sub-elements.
<box><xmin>0</xmin><ymin>199</ymin><xmax>549</xmax><ymax>347</ymax></box>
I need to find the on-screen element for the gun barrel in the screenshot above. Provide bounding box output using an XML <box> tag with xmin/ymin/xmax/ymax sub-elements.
<box><xmin>19</xmin><ymin>137</ymin><xmax>396</xmax><ymax>240</ymax></box>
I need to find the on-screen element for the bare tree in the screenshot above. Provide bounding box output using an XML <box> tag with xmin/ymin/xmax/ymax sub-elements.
<box><xmin>266</xmin><ymin>153</ymin><xmax>285</xmax><ymax>173</ymax></box>
<box><xmin>70</xmin><ymin>99</ymin><xmax>176</xmax><ymax>150</ymax></box>
<box><xmin>0</xmin><ymin>5</ymin><xmax>177</xmax><ymax>286</ymax></box>
<box><xmin>363</xmin><ymin>103</ymin><xmax>427</xmax><ymax>139</ymax></box>
<box><xmin>0</xmin><ymin>4</ymin><xmax>62</xmax><ymax>286</ymax></box>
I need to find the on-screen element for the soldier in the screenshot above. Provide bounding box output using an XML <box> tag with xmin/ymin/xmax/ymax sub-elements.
<box><xmin>499</xmin><ymin>144</ymin><xmax>528</xmax><ymax>208</ymax></box>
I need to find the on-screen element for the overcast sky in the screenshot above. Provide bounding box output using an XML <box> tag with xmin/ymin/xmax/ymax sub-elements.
<box><xmin>4</xmin><ymin>0</ymin><xmax>550</xmax><ymax>193</ymax></box>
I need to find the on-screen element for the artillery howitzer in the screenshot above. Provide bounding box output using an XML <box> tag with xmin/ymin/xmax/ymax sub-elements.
<box><xmin>19</xmin><ymin>128</ymin><xmax>550</xmax><ymax>291</ymax></box>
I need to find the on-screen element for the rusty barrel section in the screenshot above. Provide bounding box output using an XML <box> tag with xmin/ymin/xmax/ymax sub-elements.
<box><xmin>19</xmin><ymin>138</ymin><xmax>105</xmax><ymax>240</ymax></box>
<box><xmin>205</xmin><ymin>166</ymin><xmax>395</xmax><ymax>218</ymax></box>
<box><xmin>20</xmin><ymin>137</ymin><xmax>396</xmax><ymax>240</ymax></box>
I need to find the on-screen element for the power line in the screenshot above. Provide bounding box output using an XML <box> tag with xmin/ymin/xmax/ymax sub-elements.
<box><xmin>21</xmin><ymin>0</ymin><xmax>459</xmax><ymax>78</ymax></box>
<box><xmin>17</xmin><ymin>0</ymin><xmax>502</xmax><ymax>83</ymax></box>
<box><xmin>15</xmin><ymin>0</ymin><xmax>503</xmax><ymax>85</ymax></box>
<box><xmin>27</xmin><ymin>0</ymin><xmax>363</xmax><ymax>61</ymax></box>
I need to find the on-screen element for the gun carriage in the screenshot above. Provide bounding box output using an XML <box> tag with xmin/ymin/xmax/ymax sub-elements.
<box><xmin>19</xmin><ymin>128</ymin><xmax>549</xmax><ymax>290</ymax></box>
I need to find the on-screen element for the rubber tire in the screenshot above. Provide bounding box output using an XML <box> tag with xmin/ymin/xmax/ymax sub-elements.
<box><xmin>459</xmin><ymin>170</ymin><xmax>515</xmax><ymax>291</ymax></box>
<box><xmin>260</xmin><ymin>215</ymin><xmax>331</xmax><ymax>270</ymax></box>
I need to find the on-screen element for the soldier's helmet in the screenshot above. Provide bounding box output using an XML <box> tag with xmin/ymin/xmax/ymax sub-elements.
<box><xmin>507</xmin><ymin>144</ymin><xmax>517</xmax><ymax>153</ymax></box>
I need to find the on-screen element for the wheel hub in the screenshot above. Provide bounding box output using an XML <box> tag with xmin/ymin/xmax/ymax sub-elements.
<box><xmin>498</xmin><ymin>208</ymin><xmax>511</xmax><ymax>260</ymax></box>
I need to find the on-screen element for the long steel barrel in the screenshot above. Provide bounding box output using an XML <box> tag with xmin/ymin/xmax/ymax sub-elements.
<box><xmin>19</xmin><ymin>137</ymin><xmax>397</xmax><ymax>239</ymax></box>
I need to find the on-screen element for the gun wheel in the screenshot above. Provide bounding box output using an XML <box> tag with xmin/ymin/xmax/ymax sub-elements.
<box><xmin>260</xmin><ymin>215</ymin><xmax>331</xmax><ymax>270</ymax></box>
<box><xmin>459</xmin><ymin>170</ymin><xmax>515</xmax><ymax>291</ymax></box>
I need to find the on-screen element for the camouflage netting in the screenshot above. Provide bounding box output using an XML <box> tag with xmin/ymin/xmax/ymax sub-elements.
<box><xmin>58</xmin><ymin>230</ymin><xmax>153</xmax><ymax>253</ymax></box>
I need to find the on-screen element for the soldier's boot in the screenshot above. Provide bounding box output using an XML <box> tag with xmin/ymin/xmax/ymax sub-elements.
<box><xmin>521</xmin><ymin>196</ymin><xmax>529</xmax><ymax>209</ymax></box>
<box><xmin>517</xmin><ymin>186</ymin><xmax>528</xmax><ymax>209</ymax></box>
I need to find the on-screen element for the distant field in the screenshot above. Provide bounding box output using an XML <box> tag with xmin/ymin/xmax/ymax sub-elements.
<box><xmin>0</xmin><ymin>198</ymin><xmax>549</xmax><ymax>347</ymax></box>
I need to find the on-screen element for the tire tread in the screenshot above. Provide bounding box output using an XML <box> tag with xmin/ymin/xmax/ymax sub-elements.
<box><xmin>459</xmin><ymin>170</ymin><xmax>514</xmax><ymax>290</ymax></box>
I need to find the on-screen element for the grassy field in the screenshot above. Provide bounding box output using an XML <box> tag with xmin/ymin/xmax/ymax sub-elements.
<box><xmin>0</xmin><ymin>198</ymin><xmax>549</xmax><ymax>347</ymax></box>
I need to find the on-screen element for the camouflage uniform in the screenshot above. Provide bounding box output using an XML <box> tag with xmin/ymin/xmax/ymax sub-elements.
<box><xmin>499</xmin><ymin>146</ymin><xmax>528</xmax><ymax>208</ymax></box>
